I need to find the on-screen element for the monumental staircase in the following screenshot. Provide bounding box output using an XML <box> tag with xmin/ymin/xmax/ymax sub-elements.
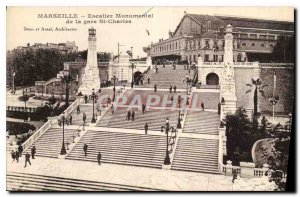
<box><xmin>96</xmin><ymin>107</ymin><xmax>179</xmax><ymax>131</ymax></box>
<box><xmin>140</xmin><ymin>64</ymin><xmax>192</xmax><ymax>89</ymax></box>
<box><xmin>7</xmin><ymin>171</ymin><xmax>162</xmax><ymax>191</ymax></box>
<box><xmin>171</xmin><ymin>137</ymin><xmax>219</xmax><ymax>174</ymax></box>
<box><xmin>183</xmin><ymin>111</ymin><xmax>219</xmax><ymax>135</ymax></box>
<box><xmin>26</xmin><ymin>128</ymin><xmax>80</xmax><ymax>158</ymax></box>
<box><xmin>66</xmin><ymin>130</ymin><xmax>167</xmax><ymax>168</ymax></box>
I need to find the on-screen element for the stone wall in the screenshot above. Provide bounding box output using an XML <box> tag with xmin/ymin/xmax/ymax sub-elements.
<box><xmin>259</xmin><ymin>65</ymin><xmax>294</xmax><ymax>115</ymax></box>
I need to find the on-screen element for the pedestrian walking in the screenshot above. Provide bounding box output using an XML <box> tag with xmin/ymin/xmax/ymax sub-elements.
<box><xmin>11</xmin><ymin>150</ymin><xmax>16</xmax><ymax>163</ymax></box>
<box><xmin>84</xmin><ymin>95</ymin><xmax>88</xmax><ymax>103</ymax></box>
<box><xmin>144</xmin><ymin>123</ymin><xmax>148</xmax><ymax>134</ymax></box>
<box><xmin>83</xmin><ymin>112</ymin><xmax>87</xmax><ymax>124</ymax></box>
<box><xmin>188</xmin><ymin>69</ymin><xmax>191</xmax><ymax>74</ymax></box>
<box><xmin>174</xmin><ymin>85</ymin><xmax>177</xmax><ymax>93</ymax></box>
<box><xmin>131</xmin><ymin>110</ymin><xmax>135</xmax><ymax>121</ymax></box>
<box><xmin>97</xmin><ymin>152</ymin><xmax>102</xmax><ymax>166</ymax></box>
<box><xmin>169</xmin><ymin>85</ymin><xmax>172</xmax><ymax>93</ymax></box>
<box><xmin>24</xmin><ymin>153</ymin><xmax>31</xmax><ymax>168</ymax></box>
<box><xmin>232</xmin><ymin>169</ymin><xmax>238</xmax><ymax>183</ymax></box>
<box><xmin>77</xmin><ymin>105</ymin><xmax>80</xmax><ymax>114</ymax></box>
<box><xmin>154</xmin><ymin>84</ymin><xmax>157</xmax><ymax>92</ymax></box>
<box><xmin>201</xmin><ymin>102</ymin><xmax>205</xmax><ymax>111</ymax></box>
<box><xmin>83</xmin><ymin>143</ymin><xmax>88</xmax><ymax>157</ymax></box>
<box><xmin>147</xmin><ymin>77</ymin><xmax>150</xmax><ymax>84</ymax></box>
<box><xmin>218</xmin><ymin>102</ymin><xmax>221</xmax><ymax>115</ymax></box>
<box><xmin>31</xmin><ymin>146</ymin><xmax>36</xmax><ymax>159</ymax></box>
<box><xmin>142</xmin><ymin>104</ymin><xmax>146</xmax><ymax>114</ymax></box>
<box><xmin>18</xmin><ymin>144</ymin><xmax>23</xmax><ymax>157</ymax></box>
<box><xmin>15</xmin><ymin>151</ymin><xmax>20</xmax><ymax>163</ymax></box>
<box><xmin>126</xmin><ymin>110</ymin><xmax>131</xmax><ymax>121</ymax></box>
<box><xmin>155</xmin><ymin>67</ymin><xmax>158</xmax><ymax>73</ymax></box>
<box><xmin>69</xmin><ymin>114</ymin><xmax>72</xmax><ymax>125</ymax></box>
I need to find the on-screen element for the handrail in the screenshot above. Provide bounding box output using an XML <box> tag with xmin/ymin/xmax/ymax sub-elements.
<box><xmin>22</xmin><ymin>120</ymin><xmax>52</xmax><ymax>151</ymax></box>
<box><xmin>65</xmin><ymin>125</ymin><xmax>82</xmax><ymax>151</ymax></box>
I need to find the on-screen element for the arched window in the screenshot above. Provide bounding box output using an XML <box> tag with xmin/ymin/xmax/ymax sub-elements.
<box><xmin>251</xmin><ymin>43</ymin><xmax>256</xmax><ymax>47</ymax></box>
<box><xmin>242</xmin><ymin>43</ymin><xmax>246</xmax><ymax>47</ymax></box>
<box><xmin>269</xmin><ymin>44</ymin><xmax>274</xmax><ymax>48</ymax></box>
<box><xmin>260</xmin><ymin>43</ymin><xmax>265</xmax><ymax>47</ymax></box>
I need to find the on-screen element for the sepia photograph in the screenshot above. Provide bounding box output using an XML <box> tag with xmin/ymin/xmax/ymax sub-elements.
<box><xmin>5</xmin><ymin>6</ymin><xmax>295</xmax><ymax>192</ymax></box>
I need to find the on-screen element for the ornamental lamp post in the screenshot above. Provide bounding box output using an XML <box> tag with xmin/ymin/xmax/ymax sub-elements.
<box><xmin>91</xmin><ymin>88</ymin><xmax>96</xmax><ymax>123</ymax></box>
<box><xmin>12</xmin><ymin>71</ymin><xmax>16</xmax><ymax>93</ymax></box>
<box><xmin>62</xmin><ymin>69</ymin><xmax>71</xmax><ymax>107</ymax></box>
<box><xmin>22</xmin><ymin>88</ymin><xmax>29</xmax><ymax>122</ymax></box>
<box><xmin>161</xmin><ymin>117</ymin><xmax>176</xmax><ymax>165</ymax></box>
<box><xmin>113</xmin><ymin>74</ymin><xmax>116</xmax><ymax>102</ymax></box>
<box><xmin>58</xmin><ymin>113</ymin><xmax>70</xmax><ymax>155</ymax></box>
<box><xmin>268</xmin><ymin>94</ymin><xmax>279</xmax><ymax>123</ymax></box>
<box><xmin>130</xmin><ymin>62</ymin><xmax>136</xmax><ymax>89</ymax></box>
<box><xmin>185</xmin><ymin>74</ymin><xmax>191</xmax><ymax>95</ymax></box>
<box><xmin>106</xmin><ymin>69</ymin><xmax>109</xmax><ymax>87</ymax></box>
<box><xmin>177</xmin><ymin>94</ymin><xmax>182</xmax><ymax>129</ymax></box>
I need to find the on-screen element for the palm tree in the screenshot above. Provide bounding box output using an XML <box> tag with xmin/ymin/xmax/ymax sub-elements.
<box><xmin>246</xmin><ymin>78</ymin><xmax>267</xmax><ymax>118</ymax></box>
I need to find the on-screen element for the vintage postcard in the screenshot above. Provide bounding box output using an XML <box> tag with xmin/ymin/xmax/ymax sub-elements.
<box><xmin>6</xmin><ymin>6</ymin><xmax>295</xmax><ymax>191</ymax></box>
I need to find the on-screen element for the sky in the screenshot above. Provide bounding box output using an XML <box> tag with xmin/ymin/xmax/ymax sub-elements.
<box><xmin>6</xmin><ymin>7</ymin><xmax>294</xmax><ymax>58</ymax></box>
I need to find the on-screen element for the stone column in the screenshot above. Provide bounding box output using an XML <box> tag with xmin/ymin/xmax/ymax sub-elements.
<box><xmin>220</xmin><ymin>24</ymin><xmax>237</xmax><ymax>115</ymax></box>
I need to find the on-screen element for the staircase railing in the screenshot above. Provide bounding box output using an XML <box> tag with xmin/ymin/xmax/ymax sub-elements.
<box><xmin>65</xmin><ymin>125</ymin><xmax>82</xmax><ymax>151</ymax></box>
<box><xmin>22</xmin><ymin>98</ymin><xmax>80</xmax><ymax>152</ymax></box>
<box><xmin>22</xmin><ymin>120</ymin><xmax>52</xmax><ymax>151</ymax></box>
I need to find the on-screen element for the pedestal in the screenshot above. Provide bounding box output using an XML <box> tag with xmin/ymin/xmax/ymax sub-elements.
<box><xmin>240</xmin><ymin>162</ymin><xmax>255</xmax><ymax>178</ymax></box>
<box><xmin>146</xmin><ymin>56</ymin><xmax>153</xmax><ymax>70</ymax></box>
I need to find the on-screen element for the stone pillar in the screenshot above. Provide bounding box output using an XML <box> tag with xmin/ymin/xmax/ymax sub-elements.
<box><xmin>240</xmin><ymin>162</ymin><xmax>255</xmax><ymax>178</ymax></box>
<box><xmin>78</xmin><ymin>28</ymin><xmax>101</xmax><ymax>94</ymax></box>
<box><xmin>220</xmin><ymin>24</ymin><xmax>237</xmax><ymax>115</ymax></box>
<box><xmin>197</xmin><ymin>56</ymin><xmax>204</xmax><ymax>85</ymax></box>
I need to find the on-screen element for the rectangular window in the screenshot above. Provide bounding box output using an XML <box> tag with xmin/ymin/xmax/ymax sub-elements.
<box><xmin>240</xmin><ymin>34</ymin><xmax>248</xmax><ymax>38</ymax></box>
<box><xmin>259</xmin><ymin>35</ymin><xmax>267</xmax><ymax>39</ymax></box>
<box><xmin>213</xmin><ymin>55</ymin><xmax>218</xmax><ymax>62</ymax></box>
<box><xmin>204</xmin><ymin>54</ymin><xmax>209</xmax><ymax>62</ymax></box>
<box><xmin>268</xmin><ymin>35</ymin><xmax>275</xmax><ymax>40</ymax></box>
<box><xmin>250</xmin><ymin>34</ymin><xmax>257</xmax><ymax>39</ymax></box>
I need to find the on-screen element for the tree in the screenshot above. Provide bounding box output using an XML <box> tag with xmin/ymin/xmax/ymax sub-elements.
<box><xmin>246</xmin><ymin>78</ymin><xmax>267</xmax><ymax>120</ymax></box>
<box><xmin>225</xmin><ymin>108</ymin><xmax>269</xmax><ymax>165</ymax></box>
<box><xmin>43</xmin><ymin>95</ymin><xmax>65</xmax><ymax>117</ymax></box>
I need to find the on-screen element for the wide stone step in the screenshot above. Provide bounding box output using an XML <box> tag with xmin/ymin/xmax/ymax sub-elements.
<box><xmin>7</xmin><ymin>172</ymin><xmax>161</xmax><ymax>191</ymax></box>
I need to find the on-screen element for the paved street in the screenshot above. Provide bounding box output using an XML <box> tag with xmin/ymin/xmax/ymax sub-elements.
<box><xmin>7</xmin><ymin>154</ymin><xmax>234</xmax><ymax>191</ymax></box>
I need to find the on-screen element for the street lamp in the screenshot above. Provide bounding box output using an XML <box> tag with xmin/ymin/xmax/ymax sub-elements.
<box><xmin>61</xmin><ymin>69</ymin><xmax>73</xmax><ymax>107</ymax></box>
<box><xmin>268</xmin><ymin>94</ymin><xmax>279</xmax><ymax>123</ymax></box>
<box><xmin>58</xmin><ymin>113</ymin><xmax>70</xmax><ymax>155</ymax></box>
<box><xmin>113</xmin><ymin>74</ymin><xmax>116</xmax><ymax>102</ymax></box>
<box><xmin>184</xmin><ymin>74</ymin><xmax>192</xmax><ymax>95</ymax></box>
<box><xmin>161</xmin><ymin>117</ymin><xmax>177</xmax><ymax>165</ymax></box>
<box><xmin>106</xmin><ymin>69</ymin><xmax>109</xmax><ymax>87</ymax></box>
<box><xmin>288</xmin><ymin>112</ymin><xmax>292</xmax><ymax>132</ymax></box>
<box><xmin>129</xmin><ymin>62</ymin><xmax>136</xmax><ymax>89</ymax></box>
<box><xmin>91</xmin><ymin>88</ymin><xmax>96</xmax><ymax>123</ymax></box>
<box><xmin>177</xmin><ymin>95</ymin><xmax>182</xmax><ymax>129</ymax></box>
<box><xmin>22</xmin><ymin>88</ymin><xmax>29</xmax><ymax>122</ymax></box>
<box><xmin>12</xmin><ymin>71</ymin><xmax>16</xmax><ymax>94</ymax></box>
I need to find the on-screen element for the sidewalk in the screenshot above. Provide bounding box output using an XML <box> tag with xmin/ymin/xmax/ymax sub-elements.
<box><xmin>7</xmin><ymin>155</ymin><xmax>234</xmax><ymax>191</ymax></box>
